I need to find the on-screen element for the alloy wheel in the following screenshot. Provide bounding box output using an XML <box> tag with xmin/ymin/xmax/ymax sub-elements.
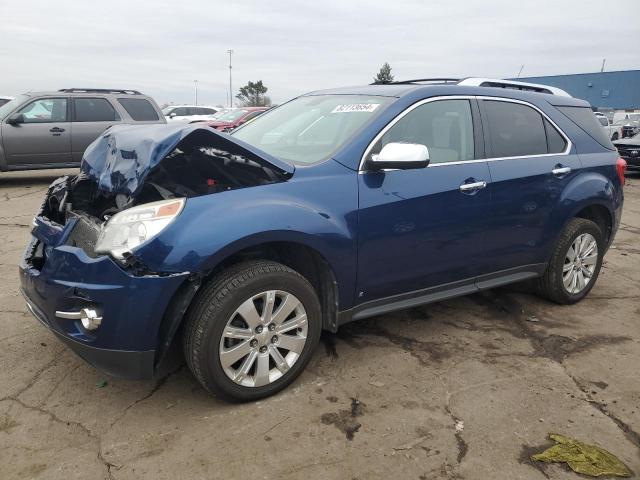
<box><xmin>562</xmin><ymin>233</ymin><xmax>598</xmax><ymax>294</ymax></box>
<box><xmin>219</xmin><ymin>290</ymin><xmax>308</xmax><ymax>387</ymax></box>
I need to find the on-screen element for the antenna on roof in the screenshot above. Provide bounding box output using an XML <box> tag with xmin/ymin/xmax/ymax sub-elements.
<box><xmin>600</xmin><ymin>59</ymin><xmax>606</xmax><ymax>73</ymax></box>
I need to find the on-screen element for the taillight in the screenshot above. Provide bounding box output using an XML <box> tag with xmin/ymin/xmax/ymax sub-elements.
<box><xmin>616</xmin><ymin>157</ymin><xmax>627</xmax><ymax>186</ymax></box>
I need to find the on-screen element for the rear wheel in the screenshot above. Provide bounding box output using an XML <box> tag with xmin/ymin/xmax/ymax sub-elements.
<box><xmin>537</xmin><ymin>218</ymin><xmax>604</xmax><ymax>304</ymax></box>
<box><xmin>183</xmin><ymin>260</ymin><xmax>321</xmax><ymax>401</ymax></box>
<box><xmin>612</xmin><ymin>132</ymin><xmax>619</xmax><ymax>141</ymax></box>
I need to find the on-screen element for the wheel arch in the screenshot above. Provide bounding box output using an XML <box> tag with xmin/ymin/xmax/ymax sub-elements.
<box><xmin>547</xmin><ymin>171</ymin><xmax>617</xmax><ymax>265</ymax></box>
<box><xmin>154</xmin><ymin>238</ymin><xmax>344</xmax><ymax>369</ymax></box>
<box><xmin>202</xmin><ymin>239</ymin><xmax>341</xmax><ymax>332</ymax></box>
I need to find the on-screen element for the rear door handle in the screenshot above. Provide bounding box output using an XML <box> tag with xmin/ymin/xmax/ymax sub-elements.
<box><xmin>49</xmin><ymin>127</ymin><xmax>65</xmax><ymax>133</ymax></box>
<box><xmin>552</xmin><ymin>166</ymin><xmax>571</xmax><ymax>176</ymax></box>
<box><xmin>459</xmin><ymin>180</ymin><xmax>487</xmax><ymax>193</ymax></box>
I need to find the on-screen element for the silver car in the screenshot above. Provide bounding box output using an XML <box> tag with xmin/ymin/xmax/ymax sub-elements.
<box><xmin>0</xmin><ymin>88</ymin><xmax>165</xmax><ymax>172</ymax></box>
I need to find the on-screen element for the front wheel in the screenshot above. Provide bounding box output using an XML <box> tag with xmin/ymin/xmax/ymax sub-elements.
<box><xmin>183</xmin><ymin>260</ymin><xmax>321</xmax><ymax>401</ymax></box>
<box><xmin>537</xmin><ymin>218</ymin><xmax>604</xmax><ymax>304</ymax></box>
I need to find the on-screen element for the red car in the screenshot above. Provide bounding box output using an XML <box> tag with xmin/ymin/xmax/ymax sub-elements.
<box><xmin>203</xmin><ymin>107</ymin><xmax>269</xmax><ymax>132</ymax></box>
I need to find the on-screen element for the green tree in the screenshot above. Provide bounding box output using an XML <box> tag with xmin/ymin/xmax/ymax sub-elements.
<box><xmin>235</xmin><ymin>80</ymin><xmax>271</xmax><ymax>107</ymax></box>
<box><xmin>373</xmin><ymin>62</ymin><xmax>394</xmax><ymax>84</ymax></box>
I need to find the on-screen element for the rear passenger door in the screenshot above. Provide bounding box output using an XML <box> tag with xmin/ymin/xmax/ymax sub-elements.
<box><xmin>71</xmin><ymin>97</ymin><xmax>121</xmax><ymax>162</ymax></box>
<box><xmin>479</xmin><ymin>98</ymin><xmax>581</xmax><ymax>274</ymax></box>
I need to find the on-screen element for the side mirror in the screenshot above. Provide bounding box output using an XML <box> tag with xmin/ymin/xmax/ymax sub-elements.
<box><xmin>169</xmin><ymin>112</ymin><xmax>177</xmax><ymax>118</ymax></box>
<box><xmin>370</xmin><ymin>142</ymin><xmax>430</xmax><ymax>170</ymax></box>
<box><xmin>7</xmin><ymin>113</ymin><xmax>25</xmax><ymax>125</ymax></box>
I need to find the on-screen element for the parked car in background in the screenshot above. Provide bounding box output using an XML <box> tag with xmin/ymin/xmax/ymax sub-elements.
<box><xmin>613</xmin><ymin>112</ymin><xmax>640</xmax><ymax>138</ymax></box>
<box><xmin>0</xmin><ymin>88</ymin><xmax>165</xmax><ymax>172</ymax></box>
<box><xmin>162</xmin><ymin>105</ymin><xmax>218</xmax><ymax>123</ymax></box>
<box><xmin>0</xmin><ymin>96</ymin><xmax>13</xmax><ymax>107</ymax></box>
<box><xmin>614</xmin><ymin>132</ymin><xmax>640</xmax><ymax>171</ymax></box>
<box><xmin>19</xmin><ymin>78</ymin><xmax>625</xmax><ymax>401</ymax></box>
<box><xmin>595</xmin><ymin>113</ymin><xmax>623</xmax><ymax>140</ymax></box>
<box><xmin>202</xmin><ymin>106</ymin><xmax>269</xmax><ymax>132</ymax></box>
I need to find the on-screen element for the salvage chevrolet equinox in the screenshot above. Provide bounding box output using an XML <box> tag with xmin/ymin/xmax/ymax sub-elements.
<box><xmin>20</xmin><ymin>78</ymin><xmax>626</xmax><ymax>401</ymax></box>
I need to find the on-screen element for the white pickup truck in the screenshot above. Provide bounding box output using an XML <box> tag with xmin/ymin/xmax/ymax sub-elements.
<box><xmin>595</xmin><ymin>112</ymin><xmax>623</xmax><ymax>141</ymax></box>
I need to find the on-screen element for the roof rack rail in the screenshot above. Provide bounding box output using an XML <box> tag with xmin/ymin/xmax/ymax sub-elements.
<box><xmin>457</xmin><ymin>78</ymin><xmax>571</xmax><ymax>97</ymax></box>
<box><xmin>371</xmin><ymin>78</ymin><xmax>460</xmax><ymax>85</ymax></box>
<box><xmin>58</xmin><ymin>88</ymin><xmax>142</xmax><ymax>95</ymax></box>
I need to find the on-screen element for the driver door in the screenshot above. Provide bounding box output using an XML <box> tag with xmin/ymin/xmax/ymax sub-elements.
<box><xmin>3</xmin><ymin>97</ymin><xmax>72</xmax><ymax>167</ymax></box>
<box><xmin>356</xmin><ymin>97</ymin><xmax>493</xmax><ymax>304</ymax></box>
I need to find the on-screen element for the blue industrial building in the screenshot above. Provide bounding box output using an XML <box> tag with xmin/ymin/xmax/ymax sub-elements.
<box><xmin>510</xmin><ymin>70</ymin><xmax>640</xmax><ymax>110</ymax></box>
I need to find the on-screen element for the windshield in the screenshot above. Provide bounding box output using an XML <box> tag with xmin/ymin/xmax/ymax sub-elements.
<box><xmin>161</xmin><ymin>107</ymin><xmax>175</xmax><ymax>115</ymax></box>
<box><xmin>233</xmin><ymin>95</ymin><xmax>391</xmax><ymax>164</ymax></box>
<box><xmin>217</xmin><ymin>109</ymin><xmax>248</xmax><ymax>122</ymax></box>
<box><xmin>0</xmin><ymin>94</ymin><xmax>29</xmax><ymax>119</ymax></box>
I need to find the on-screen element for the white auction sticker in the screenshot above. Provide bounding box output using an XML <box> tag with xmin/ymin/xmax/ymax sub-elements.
<box><xmin>331</xmin><ymin>104</ymin><xmax>380</xmax><ymax>113</ymax></box>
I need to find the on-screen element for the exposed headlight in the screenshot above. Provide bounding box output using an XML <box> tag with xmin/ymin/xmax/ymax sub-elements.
<box><xmin>95</xmin><ymin>198</ymin><xmax>185</xmax><ymax>259</ymax></box>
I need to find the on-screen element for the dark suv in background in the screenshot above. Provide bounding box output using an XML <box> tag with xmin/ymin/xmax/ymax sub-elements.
<box><xmin>0</xmin><ymin>88</ymin><xmax>165</xmax><ymax>172</ymax></box>
<box><xmin>20</xmin><ymin>78</ymin><xmax>625</xmax><ymax>401</ymax></box>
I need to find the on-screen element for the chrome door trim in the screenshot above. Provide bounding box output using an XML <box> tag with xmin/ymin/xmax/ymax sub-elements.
<box><xmin>459</xmin><ymin>181</ymin><xmax>487</xmax><ymax>192</ymax></box>
<box><xmin>358</xmin><ymin>95</ymin><xmax>572</xmax><ymax>172</ymax></box>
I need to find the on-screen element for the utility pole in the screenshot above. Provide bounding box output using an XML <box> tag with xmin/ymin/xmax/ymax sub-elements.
<box><xmin>600</xmin><ymin>58</ymin><xmax>606</xmax><ymax>73</ymax></box>
<box><xmin>194</xmin><ymin>80</ymin><xmax>198</xmax><ymax>105</ymax></box>
<box><xmin>228</xmin><ymin>49</ymin><xmax>234</xmax><ymax>108</ymax></box>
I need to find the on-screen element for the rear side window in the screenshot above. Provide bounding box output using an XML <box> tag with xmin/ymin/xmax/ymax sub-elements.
<box><xmin>117</xmin><ymin>98</ymin><xmax>159</xmax><ymax>121</ymax></box>
<box><xmin>544</xmin><ymin>119</ymin><xmax>567</xmax><ymax>154</ymax></box>
<box><xmin>483</xmin><ymin>101</ymin><xmax>548</xmax><ymax>157</ymax></box>
<box><xmin>73</xmin><ymin>98</ymin><xmax>118</xmax><ymax>122</ymax></box>
<box><xmin>557</xmin><ymin>106</ymin><xmax>615</xmax><ymax>150</ymax></box>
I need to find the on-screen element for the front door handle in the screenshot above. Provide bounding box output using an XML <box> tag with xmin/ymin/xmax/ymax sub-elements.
<box><xmin>459</xmin><ymin>180</ymin><xmax>487</xmax><ymax>193</ymax></box>
<box><xmin>49</xmin><ymin>127</ymin><xmax>65</xmax><ymax>133</ymax></box>
<box><xmin>552</xmin><ymin>166</ymin><xmax>571</xmax><ymax>176</ymax></box>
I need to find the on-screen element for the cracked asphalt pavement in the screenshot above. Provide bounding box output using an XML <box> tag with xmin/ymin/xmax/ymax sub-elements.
<box><xmin>1</xmin><ymin>169</ymin><xmax>639</xmax><ymax>479</ymax></box>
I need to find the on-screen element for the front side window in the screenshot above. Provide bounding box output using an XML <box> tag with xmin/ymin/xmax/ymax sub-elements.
<box><xmin>117</xmin><ymin>98</ymin><xmax>159</xmax><ymax>121</ymax></box>
<box><xmin>233</xmin><ymin>95</ymin><xmax>392</xmax><ymax>165</ymax></box>
<box><xmin>73</xmin><ymin>98</ymin><xmax>119</xmax><ymax>122</ymax></box>
<box><xmin>18</xmin><ymin>98</ymin><xmax>67</xmax><ymax>123</ymax></box>
<box><xmin>370</xmin><ymin>99</ymin><xmax>475</xmax><ymax>164</ymax></box>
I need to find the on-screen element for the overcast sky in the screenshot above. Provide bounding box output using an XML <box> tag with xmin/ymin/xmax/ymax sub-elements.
<box><xmin>1</xmin><ymin>0</ymin><xmax>638</xmax><ymax>107</ymax></box>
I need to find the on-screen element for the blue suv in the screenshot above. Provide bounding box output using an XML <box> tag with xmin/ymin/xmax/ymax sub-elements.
<box><xmin>19</xmin><ymin>78</ymin><xmax>626</xmax><ymax>401</ymax></box>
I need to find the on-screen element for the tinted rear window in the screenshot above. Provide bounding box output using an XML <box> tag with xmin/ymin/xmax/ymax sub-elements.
<box><xmin>117</xmin><ymin>98</ymin><xmax>159</xmax><ymax>121</ymax></box>
<box><xmin>74</xmin><ymin>98</ymin><xmax>118</xmax><ymax>122</ymax></box>
<box><xmin>557</xmin><ymin>106</ymin><xmax>614</xmax><ymax>150</ymax></box>
<box><xmin>483</xmin><ymin>100</ymin><xmax>548</xmax><ymax>157</ymax></box>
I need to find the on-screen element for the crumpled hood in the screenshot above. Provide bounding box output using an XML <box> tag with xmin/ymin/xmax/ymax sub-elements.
<box><xmin>81</xmin><ymin>123</ymin><xmax>294</xmax><ymax>196</ymax></box>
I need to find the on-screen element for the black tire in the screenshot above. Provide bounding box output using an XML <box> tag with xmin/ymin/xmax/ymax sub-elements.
<box><xmin>183</xmin><ymin>260</ymin><xmax>321</xmax><ymax>401</ymax></box>
<box><xmin>537</xmin><ymin>218</ymin><xmax>604</xmax><ymax>304</ymax></box>
<box><xmin>612</xmin><ymin>132</ymin><xmax>619</xmax><ymax>141</ymax></box>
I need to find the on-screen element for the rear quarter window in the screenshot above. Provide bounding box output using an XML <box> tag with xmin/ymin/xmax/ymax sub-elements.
<box><xmin>557</xmin><ymin>106</ymin><xmax>615</xmax><ymax>150</ymax></box>
<box><xmin>117</xmin><ymin>98</ymin><xmax>159</xmax><ymax>121</ymax></box>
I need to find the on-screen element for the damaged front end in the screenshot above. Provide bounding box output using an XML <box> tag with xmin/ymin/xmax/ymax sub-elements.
<box><xmin>20</xmin><ymin>124</ymin><xmax>293</xmax><ymax>379</ymax></box>
<box><xmin>43</xmin><ymin>124</ymin><xmax>293</xmax><ymax>268</ymax></box>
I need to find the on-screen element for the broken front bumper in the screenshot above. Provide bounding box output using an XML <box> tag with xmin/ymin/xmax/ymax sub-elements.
<box><xmin>19</xmin><ymin>194</ymin><xmax>189</xmax><ymax>379</ymax></box>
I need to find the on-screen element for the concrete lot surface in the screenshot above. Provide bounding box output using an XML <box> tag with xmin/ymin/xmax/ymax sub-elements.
<box><xmin>0</xmin><ymin>169</ymin><xmax>639</xmax><ymax>479</ymax></box>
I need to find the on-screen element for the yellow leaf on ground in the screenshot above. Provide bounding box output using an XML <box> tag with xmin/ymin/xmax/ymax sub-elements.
<box><xmin>531</xmin><ymin>434</ymin><xmax>632</xmax><ymax>477</ymax></box>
